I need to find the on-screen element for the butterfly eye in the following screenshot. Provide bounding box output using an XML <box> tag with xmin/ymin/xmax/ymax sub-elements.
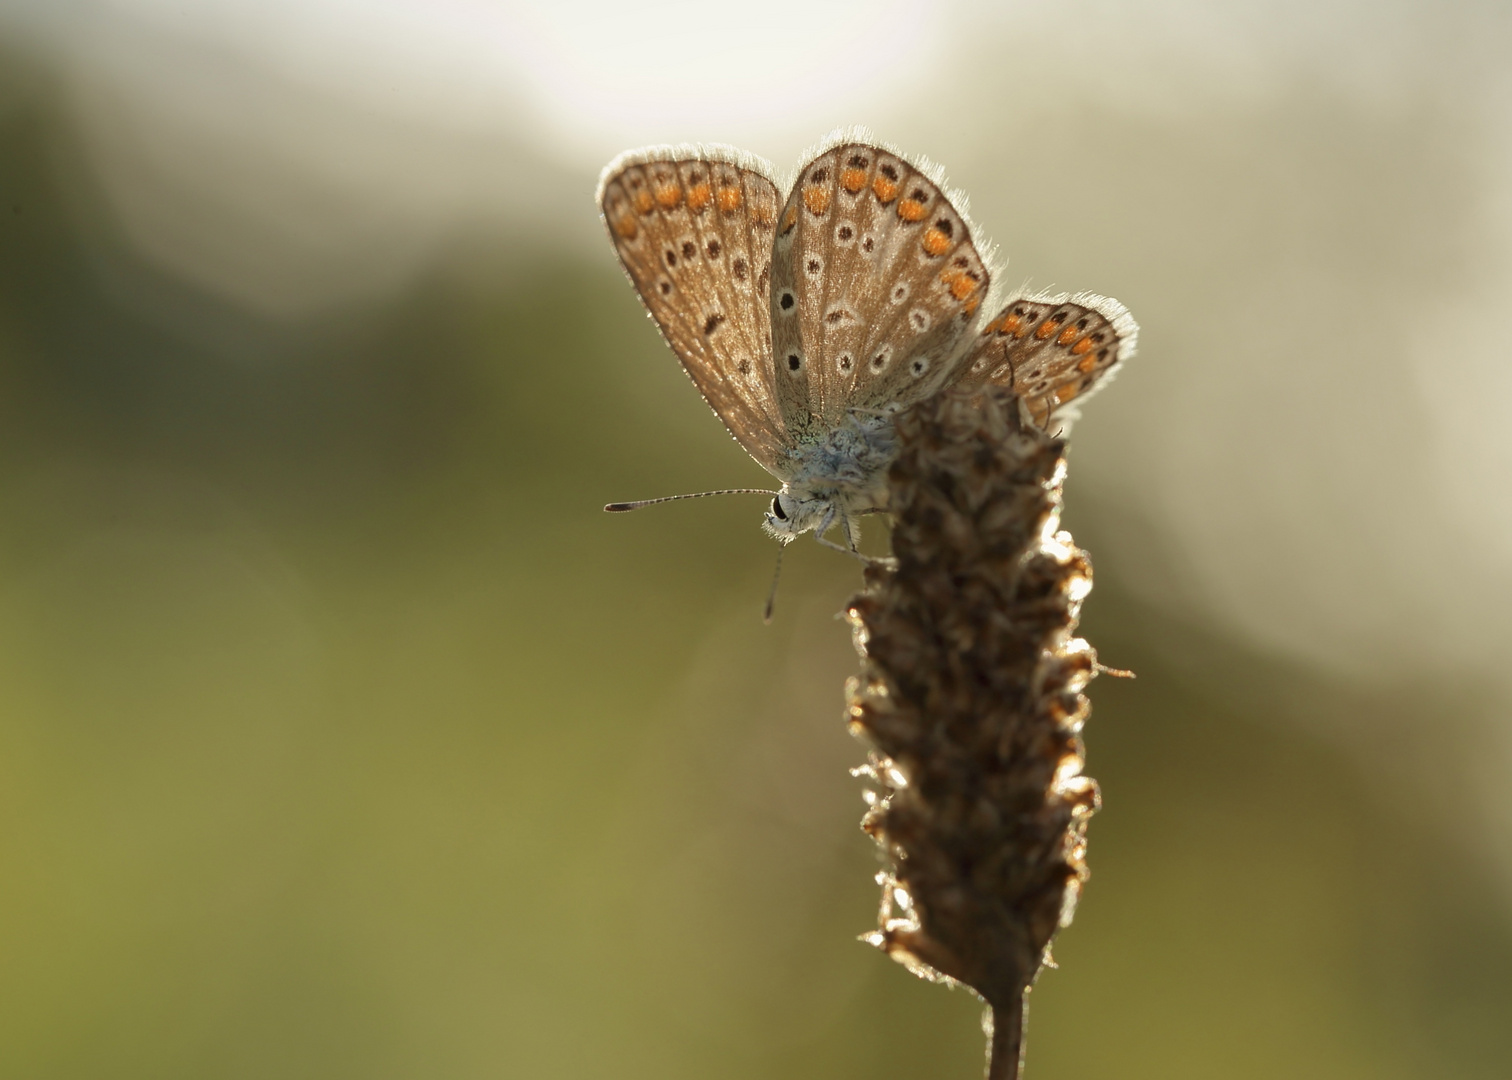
<box><xmin>770</xmin><ymin>496</ymin><xmax>788</xmax><ymax>521</ymax></box>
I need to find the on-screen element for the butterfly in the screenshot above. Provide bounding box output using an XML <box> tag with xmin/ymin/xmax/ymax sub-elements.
<box><xmin>599</xmin><ymin>132</ymin><xmax>1137</xmax><ymax>555</ymax></box>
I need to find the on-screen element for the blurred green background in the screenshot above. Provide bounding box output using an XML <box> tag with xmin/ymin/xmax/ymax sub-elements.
<box><xmin>1</xmin><ymin>2</ymin><xmax>1510</xmax><ymax>1077</ymax></box>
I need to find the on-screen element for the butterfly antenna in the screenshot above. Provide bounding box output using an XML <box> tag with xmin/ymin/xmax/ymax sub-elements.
<box><xmin>763</xmin><ymin>542</ymin><xmax>787</xmax><ymax>624</ymax></box>
<box><xmin>604</xmin><ymin>488</ymin><xmax>777</xmax><ymax>512</ymax></box>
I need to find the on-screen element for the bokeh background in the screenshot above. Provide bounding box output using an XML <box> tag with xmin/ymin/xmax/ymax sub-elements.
<box><xmin>1</xmin><ymin>1</ymin><xmax>1510</xmax><ymax>1076</ymax></box>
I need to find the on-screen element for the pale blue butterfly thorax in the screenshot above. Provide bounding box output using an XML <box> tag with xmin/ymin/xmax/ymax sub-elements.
<box><xmin>762</xmin><ymin>412</ymin><xmax>899</xmax><ymax>543</ymax></box>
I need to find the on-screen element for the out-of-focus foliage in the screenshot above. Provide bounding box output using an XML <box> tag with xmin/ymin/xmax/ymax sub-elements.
<box><xmin>0</xmin><ymin>9</ymin><xmax>1509</xmax><ymax>1077</ymax></box>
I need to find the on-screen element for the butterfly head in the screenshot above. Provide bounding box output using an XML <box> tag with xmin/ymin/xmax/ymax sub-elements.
<box><xmin>762</xmin><ymin>488</ymin><xmax>832</xmax><ymax>543</ymax></box>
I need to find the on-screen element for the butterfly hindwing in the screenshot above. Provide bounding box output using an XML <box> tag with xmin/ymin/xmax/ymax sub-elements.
<box><xmin>770</xmin><ymin>142</ymin><xmax>990</xmax><ymax>437</ymax></box>
<box><xmin>599</xmin><ymin>149</ymin><xmax>790</xmax><ymax>474</ymax></box>
<box><xmin>952</xmin><ymin>291</ymin><xmax>1138</xmax><ymax>426</ymax></box>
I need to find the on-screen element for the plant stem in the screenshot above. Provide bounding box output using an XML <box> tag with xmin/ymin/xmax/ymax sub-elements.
<box><xmin>988</xmin><ymin>997</ymin><xmax>1028</xmax><ymax>1080</ymax></box>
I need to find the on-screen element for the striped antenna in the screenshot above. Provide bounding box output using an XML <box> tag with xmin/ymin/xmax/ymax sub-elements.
<box><xmin>604</xmin><ymin>489</ymin><xmax>777</xmax><ymax>512</ymax></box>
<box><xmin>762</xmin><ymin>541</ymin><xmax>788</xmax><ymax>623</ymax></box>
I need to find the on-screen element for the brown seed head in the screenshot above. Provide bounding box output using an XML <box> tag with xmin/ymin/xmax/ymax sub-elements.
<box><xmin>846</xmin><ymin>386</ymin><xmax>1104</xmax><ymax>1073</ymax></box>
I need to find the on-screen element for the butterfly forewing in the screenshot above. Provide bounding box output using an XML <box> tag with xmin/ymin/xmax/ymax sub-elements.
<box><xmin>770</xmin><ymin>143</ymin><xmax>990</xmax><ymax>437</ymax></box>
<box><xmin>600</xmin><ymin>151</ymin><xmax>790</xmax><ymax>473</ymax></box>
<box><xmin>952</xmin><ymin>292</ymin><xmax>1137</xmax><ymax>426</ymax></box>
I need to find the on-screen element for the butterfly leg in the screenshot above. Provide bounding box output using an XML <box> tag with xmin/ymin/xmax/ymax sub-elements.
<box><xmin>817</xmin><ymin>513</ymin><xmax>895</xmax><ymax>567</ymax></box>
<box><xmin>814</xmin><ymin>508</ymin><xmax>867</xmax><ymax>561</ymax></box>
<box><xmin>816</xmin><ymin>533</ymin><xmax>871</xmax><ymax>562</ymax></box>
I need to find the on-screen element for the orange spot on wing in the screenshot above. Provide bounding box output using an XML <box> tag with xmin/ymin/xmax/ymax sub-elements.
<box><xmin>614</xmin><ymin>215</ymin><xmax>637</xmax><ymax>240</ymax></box>
<box><xmin>897</xmin><ymin>198</ymin><xmax>927</xmax><ymax>223</ymax></box>
<box><xmin>940</xmin><ymin>269</ymin><xmax>980</xmax><ymax>300</ymax></box>
<box><xmin>804</xmin><ymin>186</ymin><xmax>831</xmax><ymax>215</ymax></box>
<box><xmin>1035</xmin><ymin>319</ymin><xmax>1061</xmax><ymax>340</ymax></box>
<box><xmin>841</xmin><ymin>167</ymin><xmax>867</xmax><ymax>193</ymax></box>
<box><xmin>633</xmin><ymin>190</ymin><xmax>655</xmax><ymax>214</ymax></box>
<box><xmin>963</xmin><ymin>295</ymin><xmax>981</xmax><ymax>315</ymax></box>
<box><xmin>922</xmin><ymin>227</ymin><xmax>951</xmax><ymax>256</ymax></box>
<box><xmin>1002</xmin><ymin>314</ymin><xmax>1022</xmax><ymax>335</ymax></box>
<box><xmin>781</xmin><ymin>204</ymin><xmax>799</xmax><ymax>234</ymax></box>
<box><xmin>1058</xmin><ymin>325</ymin><xmax>1079</xmax><ymax>345</ymax></box>
<box><xmin>687</xmin><ymin>183</ymin><xmax>712</xmax><ymax>212</ymax></box>
<box><xmin>655</xmin><ymin>182</ymin><xmax>682</xmax><ymax>209</ymax></box>
<box><xmin>1071</xmin><ymin>337</ymin><xmax>1094</xmax><ymax>355</ymax></box>
<box><xmin>1055</xmin><ymin>382</ymin><xmax>1082</xmax><ymax>404</ymax></box>
<box><xmin>873</xmin><ymin>176</ymin><xmax>898</xmax><ymax>203</ymax></box>
<box><xmin>716</xmin><ymin>186</ymin><xmax>742</xmax><ymax>212</ymax></box>
<box><xmin>983</xmin><ymin>316</ymin><xmax>1003</xmax><ymax>334</ymax></box>
<box><xmin>1077</xmin><ymin>353</ymin><xmax>1099</xmax><ymax>373</ymax></box>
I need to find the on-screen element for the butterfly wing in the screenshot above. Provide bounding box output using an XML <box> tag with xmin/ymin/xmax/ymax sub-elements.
<box><xmin>769</xmin><ymin>142</ymin><xmax>990</xmax><ymax>438</ymax></box>
<box><xmin>599</xmin><ymin>148</ymin><xmax>791</xmax><ymax>475</ymax></box>
<box><xmin>951</xmin><ymin>291</ymin><xmax>1138</xmax><ymax>426</ymax></box>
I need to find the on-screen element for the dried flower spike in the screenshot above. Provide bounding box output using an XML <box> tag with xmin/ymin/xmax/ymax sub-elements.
<box><xmin>846</xmin><ymin>386</ymin><xmax>1105</xmax><ymax>1080</ymax></box>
